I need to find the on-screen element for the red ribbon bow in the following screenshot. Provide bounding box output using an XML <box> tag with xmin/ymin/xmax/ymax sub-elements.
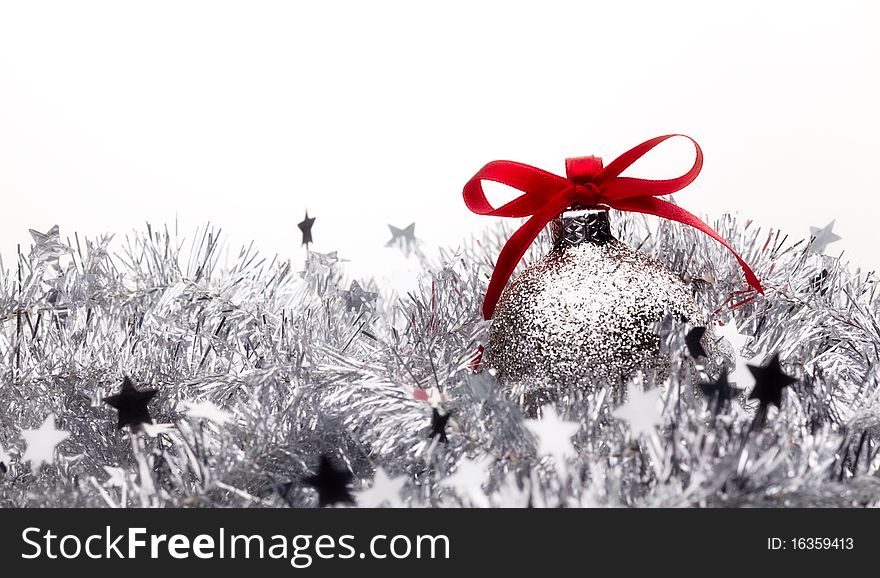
<box><xmin>463</xmin><ymin>134</ymin><xmax>764</xmax><ymax>320</ymax></box>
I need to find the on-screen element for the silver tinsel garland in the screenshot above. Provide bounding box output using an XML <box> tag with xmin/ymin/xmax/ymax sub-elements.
<box><xmin>0</xmin><ymin>210</ymin><xmax>878</xmax><ymax>508</ymax></box>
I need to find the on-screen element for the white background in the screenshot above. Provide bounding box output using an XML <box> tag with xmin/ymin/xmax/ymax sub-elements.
<box><xmin>1</xmin><ymin>1</ymin><xmax>878</xmax><ymax>282</ymax></box>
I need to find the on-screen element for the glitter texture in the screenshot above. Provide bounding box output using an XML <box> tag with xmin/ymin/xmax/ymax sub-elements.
<box><xmin>487</xmin><ymin>209</ymin><xmax>702</xmax><ymax>397</ymax></box>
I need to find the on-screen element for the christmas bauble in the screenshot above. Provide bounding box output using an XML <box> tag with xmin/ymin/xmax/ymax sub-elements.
<box><xmin>486</xmin><ymin>208</ymin><xmax>704</xmax><ymax>400</ymax></box>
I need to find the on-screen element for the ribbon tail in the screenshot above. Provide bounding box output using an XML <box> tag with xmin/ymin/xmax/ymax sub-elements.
<box><xmin>611</xmin><ymin>196</ymin><xmax>764</xmax><ymax>294</ymax></box>
<box><xmin>482</xmin><ymin>202</ymin><xmax>567</xmax><ymax>319</ymax></box>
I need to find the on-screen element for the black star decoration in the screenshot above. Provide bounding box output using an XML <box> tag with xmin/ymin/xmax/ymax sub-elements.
<box><xmin>428</xmin><ymin>408</ymin><xmax>451</xmax><ymax>443</ymax></box>
<box><xmin>303</xmin><ymin>455</ymin><xmax>354</xmax><ymax>507</ymax></box>
<box><xmin>698</xmin><ymin>369</ymin><xmax>742</xmax><ymax>414</ymax></box>
<box><xmin>685</xmin><ymin>326</ymin><xmax>708</xmax><ymax>359</ymax></box>
<box><xmin>747</xmin><ymin>353</ymin><xmax>798</xmax><ymax>410</ymax></box>
<box><xmin>102</xmin><ymin>376</ymin><xmax>158</xmax><ymax>430</ymax></box>
<box><xmin>297</xmin><ymin>211</ymin><xmax>316</xmax><ymax>246</ymax></box>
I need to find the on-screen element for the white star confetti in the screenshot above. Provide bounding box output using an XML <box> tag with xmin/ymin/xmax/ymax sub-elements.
<box><xmin>525</xmin><ymin>406</ymin><xmax>580</xmax><ymax>463</ymax></box>
<box><xmin>729</xmin><ymin>350</ymin><xmax>760</xmax><ymax>390</ymax></box>
<box><xmin>20</xmin><ymin>413</ymin><xmax>70</xmax><ymax>472</ymax></box>
<box><xmin>141</xmin><ymin>422</ymin><xmax>176</xmax><ymax>438</ymax></box>
<box><xmin>612</xmin><ymin>384</ymin><xmax>663</xmax><ymax>438</ymax></box>
<box><xmin>356</xmin><ymin>468</ymin><xmax>406</xmax><ymax>507</ymax></box>
<box><xmin>442</xmin><ymin>456</ymin><xmax>491</xmax><ymax>506</ymax></box>
<box><xmin>718</xmin><ymin>318</ymin><xmax>751</xmax><ymax>353</ymax></box>
<box><xmin>181</xmin><ymin>400</ymin><xmax>233</xmax><ymax>426</ymax></box>
<box><xmin>103</xmin><ymin>466</ymin><xmax>128</xmax><ymax>488</ymax></box>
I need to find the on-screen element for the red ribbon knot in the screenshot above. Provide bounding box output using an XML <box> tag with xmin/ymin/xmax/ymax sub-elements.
<box><xmin>463</xmin><ymin>134</ymin><xmax>764</xmax><ymax>320</ymax></box>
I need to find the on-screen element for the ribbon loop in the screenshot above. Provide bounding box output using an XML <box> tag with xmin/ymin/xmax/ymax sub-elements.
<box><xmin>565</xmin><ymin>155</ymin><xmax>604</xmax><ymax>184</ymax></box>
<box><xmin>463</xmin><ymin>134</ymin><xmax>764</xmax><ymax>320</ymax></box>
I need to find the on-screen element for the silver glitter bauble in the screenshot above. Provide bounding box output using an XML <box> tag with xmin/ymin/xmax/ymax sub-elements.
<box><xmin>487</xmin><ymin>208</ymin><xmax>703</xmax><ymax>400</ymax></box>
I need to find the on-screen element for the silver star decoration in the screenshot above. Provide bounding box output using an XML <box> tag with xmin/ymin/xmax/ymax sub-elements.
<box><xmin>20</xmin><ymin>413</ymin><xmax>70</xmax><ymax>472</ymax></box>
<box><xmin>181</xmin><ymin>400</ymin><xmax>232</xmax><ymax>426</ymax></box>
<box><xmin>299</xmin><ymin>251</ymin><xmax>344</xmax><ymax>293</ymax></box>
<box><xmin>717</xmin><ymin>318</ymin><xmax>757</xmax><ymax>389</ymax></box>
<box><xmin>340</xmin><ymin>280</ymin><xmax>378</xmax><ymax>312</ymax></box>
<box><xmin>309</xmin><ymin>250</ymin><xmax>339</xmax><ymax>266</ymax></box>
<box><xmin>300</xmin><ymin>251</ymin><xmax>340</xmax><ymax>277</ymax></box>
<box><xmin>29</xmin><ymin>225</ymin><xmax>71</xmax><ymax>265</ymax></box>
<box><xmin>525</xmin><ymin>406</ymin><xmax>580</xmax><ymax>463</ymax></box>
<box><xmin>808</xmin><ymin>220</ymin><xmax>841</xmax><ymax>254</ymax></box>
<box><xmin>612</xmin><ymin>384</ymin><xmax>663</xmax><ymax>438</ymax></box>
<box><xmin>356</xmin><ymin>468</ymin><xmax>407</xmax><ymax>507</ymax></box>
<box><xmin>464</xmin><ymin>371</ymin><xmax>495</xmax><ymax>402</ymax></box>
<box><xmin>385</xmin><ymin>223</ymin><xmax>417</xmax><ymax>254</ymax></box>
